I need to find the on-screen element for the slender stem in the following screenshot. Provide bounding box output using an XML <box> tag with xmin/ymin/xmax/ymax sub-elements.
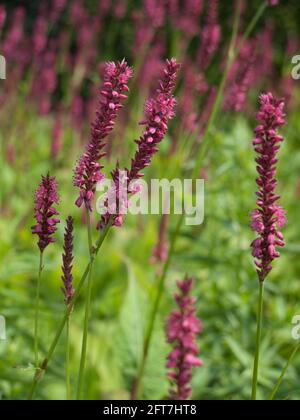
<box><xmin>251</xmin><ymin>281</ymin><xmax>264</xmax><ymax>400</ymax></box>
<box><xmin>76</xmin><ymin>209</ymin><xmax>95</xmax><ymax>400</ymax></box>
<box><xmin>130</xmin><ymin>214</ymin><xmax>184</xmax><ymax>399</ymax></box>
<box><xmin>269</xmin><ymin>342</ymin><xmax>300</xmax><ymax>400</ymax></box>
<box><xmin>86</xmin><ymin>208</ymin><xmax>93</xmax><ymax>254</ymax></box>
<box><xmin>27</xmin><ymin>221</ymin><xmax>112</xmax><ymax>400</ymax></box>
<box><xmin>34</xmin><ymin>251</ymin><xmax>44</xmax><ymax>367</ymax></box>
<box><xmin>65</xmin><ymin>315</ymin><xmax>71</xmax><ymax>400</ymax></box>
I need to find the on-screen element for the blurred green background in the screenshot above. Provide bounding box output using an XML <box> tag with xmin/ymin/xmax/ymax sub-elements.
<box><xmin>0</xmin><ymin>0</ymin><xmax>300</xmax><ymax>400</ymax></box>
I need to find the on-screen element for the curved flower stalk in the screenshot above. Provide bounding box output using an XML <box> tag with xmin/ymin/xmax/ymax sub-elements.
<box><xmin>251</xmin><ymin>92</ymin><xmax>286</xmax><ymax>400</ymax></box>
<box><xmin>74</xmin><ymin>60</ymin><xmax>133</xmax><ymax>211</ymax></box>
<box><xmin>166</xmin><ymin>276</ymin><xmax>203</xmax><ymax>400</ymax></box>
<box><xmin>31</xmin><ymin>174</ymin><xmax>60</xmax><ymax>366</ymax></box>
<box><xmin>75</xmin><ymin>60</ymin><xmax>133</xmax><ymax>400</ymax></box>
<box><xmin>97</xmin><ymin>58</ymin><xmax>180</xmax><ymax>230</ymax></box>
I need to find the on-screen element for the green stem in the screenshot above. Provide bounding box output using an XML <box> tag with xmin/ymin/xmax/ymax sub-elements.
<box><xmin>269</xmin><ymin>342</ymin><xmax>300</xmax><ymax>400</ymax></box>
<box><xmin>130</xmin><ymin>214</ymin><xmax>184</xmax><ymax>399</ymax></box>
<box><xmin>34</xmin><ymin>251</ymin><xmax>44</xmax><ymax>367</ymax></box>
<box><xmin>27</xmin><ymin>222</ymin><xmax>112</xmax><ymax>400</ymax></box>
<box><xmin>76</xmin><ymin>209</ymin><xmax>95</xmax><ymax>400</ymax></box>
<box><xmin>251</xmin><ymin>281</ymin><xmax>264</xmax><ymax>400</ymax></box>
<box><xmin>66</xmin><ymin>315</ymin><xmax>71</xmax><ymax>400</ymax></box>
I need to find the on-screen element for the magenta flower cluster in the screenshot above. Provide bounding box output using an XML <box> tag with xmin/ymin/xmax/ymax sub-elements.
<box><xmin>31</xmin><ymin>174</ymin><xmax>60</xmax><ymax>253</ymax></box>
<box><xmin>61</xmin><ymin>216</ymin><xmax>75</xmax><ymax>305</ymax></box>
<box><xmin>166</xmin><ymin>276</ymin><xmax>203</xmax><ymax>400</ymax></box>
<box><xmin>74</xmin><ymin>60</ymin><xmax>133</xmax><ymax>211</ymax></box>
<box><xmin>251</xmin><ymin>93</ymin><xmax>287</xmax><ymax>281</ymax></box>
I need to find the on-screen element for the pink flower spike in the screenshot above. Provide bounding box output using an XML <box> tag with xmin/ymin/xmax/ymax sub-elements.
<box><xmin>31</xmin><ymin>174</ymin><xmax>60</xmax><ymax>253</ymax></box>
<box><xmin>250</xmin><ymin>93</ymin><xmax>287</xmax><ymax>281</ymax></box>
<box><xmin>61</xmin><ymin>217</ymin><xmax>75</xmax><ymax>305</ymax></box>
<box><xmin>74</xmin><ymin>60</ymin><xmax>133</xmax><ymax>211</ymax></box>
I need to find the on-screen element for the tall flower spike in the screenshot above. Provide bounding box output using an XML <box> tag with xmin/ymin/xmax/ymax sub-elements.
<box><xmin>129</xmin><ymin>58</ymin><xmax>180</xmax><ymax>182</ymax></box>
<box><xmin>251</xmin><ymin>92</ymin><xmax>287</xmax><ymax>281</ymax></box>
<box><xmin>166</xmin><ymin>276</ymin><xmax>203</xmax><ymax>400</ymax></box>
<box><xmin>73</xmin><ymin>59</ymin><xmax>133</xmax><ymax>211</ymax></box>
<box><xmin>61</xmin><ymin>217</ymin><xmax>75</xmax><ymax>305</ymax></box>
<box><xmin>31</xmin><ymin>174</ymin><xmax>60</xmax><ymax>253</ymax></box>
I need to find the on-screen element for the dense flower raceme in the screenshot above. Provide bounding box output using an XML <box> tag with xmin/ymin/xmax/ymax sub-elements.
<box><xmin>74</xmin><ymin>60</ymin><xmax>133</xmax><ymax>211</ymax></box>
<box><xmin>61</xmin><ymin>216</ymin><xmax>75</xmax><ymax>305</ymax></box>
<box><xmin>251</xmin><ymin>93</ymin><xmax>287</xmax><ymax>281</ymax></box>
<box><xmin>129</xmin><ymin>58</ymin><xmax>180</xmax><ymax>182</ymax></box>
<box><xmin>31</xmin><ymin>174</ymin><xmax>60</xmax><ymax>253</ymax></box>
<box><xmin>166</xmin><ymin>276</ymin><xmax>203</xmax><ymax>400</ymax></box>
<box><xmin>97</xmin><ymin>58</ymin><xmax>180</xmax><ymax>229</ymax></box>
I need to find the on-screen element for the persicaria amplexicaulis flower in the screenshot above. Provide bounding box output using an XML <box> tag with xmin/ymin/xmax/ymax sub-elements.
<box><xmin>251</xmin><ymin>92</ymin><xmax>287</xmax><ymax>282</ymax></box>
<box><xmin>61</xmin><ymin>216</ymin><xmax>75</xmax><ymax>305</ymax></box>
<box><xmin>166</xmin><ymin>276</ymin><xmax>203</xmax><ymax>400</ymax></box>
<box><xmin>74</xmin><ymin>59</ymin><xmax>133</xmax><ymax>211</ymax></box>
<box><xmin>128</xmin><ymin>58</ymin><xmax>180</xmax><ymax>183</ymax></box>
<box><xmin>31</xmin><ymin>174</ymin><xmax>60</xmax><ymax>253</ymax></box>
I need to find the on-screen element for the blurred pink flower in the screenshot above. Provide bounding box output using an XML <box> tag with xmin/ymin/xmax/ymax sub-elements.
<box><xmin>166</xmin><ymin>276</ymin><xmax>203</xmax><ymax>400</ymax></box>
<box><xmin>197</xmin><ymin>0</ymin><xmax>221</xmax><ymax>69</ymax></box>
